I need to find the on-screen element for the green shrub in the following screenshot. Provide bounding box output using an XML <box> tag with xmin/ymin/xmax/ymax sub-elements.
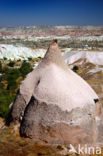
<box><xmin>28</xmin><ymin>57</ymin><xmax>32</xmax><ymax>61</ymax></box>
<box><xmin>1</xmin><ymin>68</ymin><xmax>21</xmax><ymax>85</ymax></box>
<box><xmin>0</xmin><ymin>61</ymin><xmax>2</xmax><ymax>73</ymax></box>
<box><xmin>4</xmin><ymin>57</ymin><xmax>7</xmax><ymax>60</ymax></box>
<box><xmin>2</xmin><ymin>67</ymin><xmax>9</xmax><ymax>74</ymax></box>
<box><xmin>7</xmin><ymin>81</ymin><xmax>18</xmax><ymax>91</ymax></box>
<box><xmin>5</xmin><ymin>68</ymin><xmax>21</xmax><ymax>92</ymax></box>
<box><xmin>6</xmin><ymin>68</ymin><xmax>21</xmax><ymax>82</ymax></box>
<box><xmin>8</xmin><ymin>61</ymin><xmax>15</xmax><ymax>67</ymax></box>
<box><xmin>0</xmin><ymin>68</ymin><xmax>21</xmax><ymax>119</ymax></box>
<box><xmin>0</xmin><ymin>86</ymin><xmax>15</xmax><ymax>119</ymax></box>
<box><xmin>0</xmin><ymin>62</ymin><xmax>33</xmax><ymax>119</ymax></box>
<box><xmin>72</xmin><ymin>66</ymin><xmax>79</xmax><ymax>73</ymax></box>
<box><xmin>20</xmin><ymin>61</ymin><xmax>33</xmax><ymax>78</ymax></box>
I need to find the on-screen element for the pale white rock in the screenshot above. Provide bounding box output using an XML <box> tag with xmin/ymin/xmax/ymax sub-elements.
<box><xmin>64</xmin><ymin>51</ymin><xmax>103</xmax><ymax>65</ymax></box>
<box><xmin>87</xmin><ymin>67</ymin><xmax>103</xmax><ymax>74</ymax></box>
<box><xmin>10</xmin><ymin>40</ymin><xmax>100</xmax><ymax>145</ymax></box>
<box><xmin>33</xmin><ymin>64</ymin><xmax>98</xmax><ymax>112</ymax></box>
<box><xmin>0</xmin><ymin>44</ymin><xmax>69</xmax><ymax>60</ymax></box>
<box><xmin>0</xmin><ymin>44</ymin><xmax>46</xmax><ymax>60</ymax></box>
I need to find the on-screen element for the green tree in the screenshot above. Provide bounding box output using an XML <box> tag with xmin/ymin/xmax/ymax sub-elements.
<box><xmin>72</xmin><ymin>66</ymin><xmax>79</xmax><ymax>73</ymax></box>
<box><xmin>6</xmin><ymin>68</ymin><xmax>20</xmax><ymax>92</ymax></box>
<box><xmin>28</xmin><ymin>57</ymin><xmax>32</xmax><ymax>61</ymax></box>
<box><xmin>20</xmin><ymin>61</ymin><xmax>33</xmax><ymax>78</ymax></box>
<box><xmin>0</xmin><ymin>86</ymin><xmax>15</xmax><ymax>119</ymax></box>
<box><xmin>8</xmin><ymin>61</ymin><xmax>15</xmax><ymax>67</ymax></box>
<box><xmin>0</xmin><ymin>68</ymin><xmax>21</xmax><ymax>119</ymax></box>
<box><xmin>0</xmin><ymin>61</ymin><xmax>2</xmax><ymax>73</ymax></box>
<box><xmin>7</xmin><ymin>80</ymin><xmax>18</xmax><ymax>91</ymax></box>
<box><xmin>6</xmin><ymin>68</ymin><xmax>20</xmax><ymax>82</ymax></box>
<box><xmin>2</xmin><ymin>67</ymin><xmax>9</xmax><ymax>74</ymax></box>
<box><xmin>4</xmin><ymin>57</ymin><xmax>7</xmax><ymax>60</ymax></box>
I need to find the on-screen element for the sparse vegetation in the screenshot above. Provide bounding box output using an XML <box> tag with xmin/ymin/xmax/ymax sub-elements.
<box><xmin>28</xmin><ymin>57</ymin><xmax>32</xmax><ymax>61</ymax></box>
<box><xmin>0</xmin><ymin>59</ymin><xmax>34</xmax><ymax>119</ymax></box>
<box><xmin>20</xmin><ymin>61</ymin><xmax>33</xmax><ymax>78</ymax></box>
<box><xmin>7</xmin><ymin>61</ymin><xmax>15</xmax><ymax>67</ymax></box>
<box><xmin>4</xmin><ymin>57</ymin><xmax>7</xmax><ymax>60</ymax></box>
<box><xmin>72</xmin><ymin>65</ymin><xmax>79</xmax><ymax>73</ymax></box>
<box><xmin>0</xmin><ymin>61</ymin><xmax>2</xmax><ymax>72</ymax></box>
<box><xmin>6</xmin><ymin>68</ymin><xmax>21</xmax><ymax>93</ymax></box>
<box><xmin>0</xmin><ymin>85</ymin><xmax>15</xmax><ymax>119</ymax></box>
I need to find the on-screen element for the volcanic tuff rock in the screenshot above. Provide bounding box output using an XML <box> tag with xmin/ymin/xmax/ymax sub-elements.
<box><xmin>64</xmin><ymin>51</ymin><xmax>103</xmax><ymax>65</ymax></box>
<box><xmin>9</xmin><ymin>40</ymin><xmax>102</xmax><ymax>145</ymax></box>
<box><xmin>0</xmin><ymin>44</ymin><xmax>46</xmax><ymax>60</ymax></box>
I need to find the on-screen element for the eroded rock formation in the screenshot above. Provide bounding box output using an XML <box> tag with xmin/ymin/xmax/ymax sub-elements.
<box><xmin>9</xmin><ymin>40</ymin><xmax>101</xmax><ymax>145</ymax></box>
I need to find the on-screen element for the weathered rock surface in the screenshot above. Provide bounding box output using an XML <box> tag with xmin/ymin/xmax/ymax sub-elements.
<box><xmin>9</xmin><ymin>40</ymin><xmax>101</xmax><ymax>145</ymax></box>
<box><xmin>0</xmin><ymin>44</ymin><xmax>46</xmax><ymax>60</ymax></box>
<box><xmin>64</xmin><ymin>51</ymin><xmax>103</xmax><ymax>65</ymax></box>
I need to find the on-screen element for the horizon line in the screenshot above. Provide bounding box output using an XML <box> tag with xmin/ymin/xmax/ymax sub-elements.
<box><xmin>0</xmin><ymin>25</ymin><xmax>103</xmax><ymax>28</ymax></box>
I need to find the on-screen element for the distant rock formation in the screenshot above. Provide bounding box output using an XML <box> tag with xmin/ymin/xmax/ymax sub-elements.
<box><xmin>64</xmin><ymin>51</ymin><xmax>103</xmax><ymax>65</ymax></box>
<box><xmin>9</xmin><ymin>40</ymin><xmax>101</xmax><ymax>145</ymax></box>
<box><xmin>0</xmin><ymin>44</ymin><xmax>46</xmax><ymax>60</ymax></box>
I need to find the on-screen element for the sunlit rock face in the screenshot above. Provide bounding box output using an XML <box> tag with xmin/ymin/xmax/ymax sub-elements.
<box><xmin>9</xmin><ymin>40</ymin><xmax>101</xmax><ymax>145</ymax></box>
<box><xmin>64</xmin><ymin>51</ymin><xmax>103</xmax><ymax>145</ymax></box>
<box><xmin>0</xmin><ymin>44</ymin><xmax>46</xmax><ymax>60</ymax></box>
<box><xmin>64</xmin><ymin>51</ymin><xmax>103</xmax><ymax>65</ymax></box>
<box><xmin>64</xmin><ymin>50</ymin><xmax>103</xmax><ymax>107</ymax></box>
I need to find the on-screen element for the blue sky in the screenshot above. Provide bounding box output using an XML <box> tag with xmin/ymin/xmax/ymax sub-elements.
<box><xmin>0</xmin><ymin>0</ymin><xmax>103</xmax><ymax>27</ymax></box>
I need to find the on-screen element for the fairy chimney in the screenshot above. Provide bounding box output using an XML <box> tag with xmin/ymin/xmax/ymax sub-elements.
<box><xmin>9</xmin><ymin>40</ymin><xmax>101</xmax><ymax>145</ymax></box>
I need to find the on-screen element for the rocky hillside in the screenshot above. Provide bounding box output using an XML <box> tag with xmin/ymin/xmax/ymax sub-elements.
<box><xmin>0</xmin><ymin>26</ymin><xmax>103</xmax><ymax>49</ymax></box>
<box><xmin>64</xmin><ymin>51</ymin><xmax>103</xmax><ymax>106</ymax></box>
<box><xmin>0</xmin><ymin>26</ymin><xmax>103</xmax><ymax>37</ymax></box>
<box><xmin>0</xmin><ymin>44</ymin><xmax>46</xmax><ymax>60</ymax></box>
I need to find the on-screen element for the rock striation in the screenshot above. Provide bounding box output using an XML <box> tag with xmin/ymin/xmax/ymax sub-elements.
<box><xmin>9</xmin><ymin>40</ymin><xmax>101</xmax><ymax>145</ymax></box>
